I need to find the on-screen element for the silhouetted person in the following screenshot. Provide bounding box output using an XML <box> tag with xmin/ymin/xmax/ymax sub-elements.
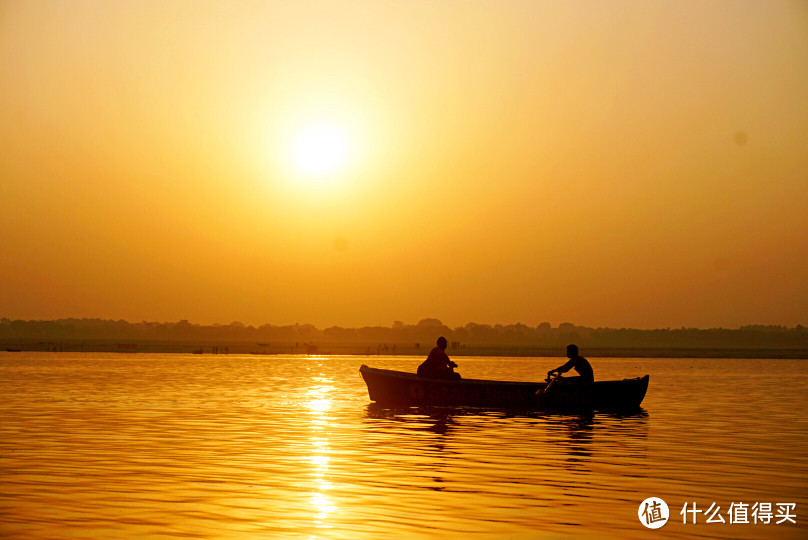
<box><xmin>417</xmin><ymin>336</ymin><xmax>461</xmax><ymax>380</ymax></box>
<box><xmin>548</xmin><ymin>344</ymin><xmax>594</xmax><ymax>383</ymax></box>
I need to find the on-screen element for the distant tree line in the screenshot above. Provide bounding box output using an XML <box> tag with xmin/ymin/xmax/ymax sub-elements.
<box><xmin>1</xmin><ymin>317</ymin><xmax>807</xmax><ymax>350</ymax></box>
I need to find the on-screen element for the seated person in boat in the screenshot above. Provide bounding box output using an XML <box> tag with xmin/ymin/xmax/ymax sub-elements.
<box><xmin>547</xmin><ymin>344</ymin><xmax>594</xmax><ymax>383</ymax></box>
<box><xmin>417</xmin><ymin>336</ymin><xmax>461</xmax><ymax>380</ymax></box>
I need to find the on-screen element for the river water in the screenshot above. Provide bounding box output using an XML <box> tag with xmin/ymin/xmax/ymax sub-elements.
<box><xmin>0</xmin><ymin>353</ymin><xmax>805</xmax><ymax>539</ymax></box>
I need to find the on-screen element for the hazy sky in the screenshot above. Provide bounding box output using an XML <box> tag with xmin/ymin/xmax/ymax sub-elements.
<box><xmin>2</xmin><ymin>1</ymin><xmax>807</xmax><ymax>329</ymax></box>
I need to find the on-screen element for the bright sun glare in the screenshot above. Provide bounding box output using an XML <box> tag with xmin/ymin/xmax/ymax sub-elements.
<box><xmin>291</xmin><ymin>124</ymin><xmax>350</xmax><ymax>180</ymax></box>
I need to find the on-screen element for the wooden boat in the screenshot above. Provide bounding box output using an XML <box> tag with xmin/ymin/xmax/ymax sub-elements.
<box><xmin>359</xmin><ymin>365</ymin><xmax>649</xmax><ymax>410</ymax></box>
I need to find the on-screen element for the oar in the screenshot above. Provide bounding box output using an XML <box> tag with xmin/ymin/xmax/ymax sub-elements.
<box><xmin>536</xmin><ymin>372</ymin><xmax>560</xmax><ymax>404</ymax></box>
<box><xmin>544</xmin><ymin>372</ymin><xmax>561</xmax><ymax>393</ymax></box>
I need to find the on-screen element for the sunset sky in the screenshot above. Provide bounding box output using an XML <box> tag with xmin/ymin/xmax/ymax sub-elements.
<box><xmin>2</xmin><ymin>1</ymin><xmax>807</xmax><ymax>329</ymax></box>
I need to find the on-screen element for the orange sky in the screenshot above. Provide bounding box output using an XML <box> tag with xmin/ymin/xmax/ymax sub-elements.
<box><xmin>2</xmin><ymin>1</ymin><xmax>807</xmax><ymax>329</ymax></box>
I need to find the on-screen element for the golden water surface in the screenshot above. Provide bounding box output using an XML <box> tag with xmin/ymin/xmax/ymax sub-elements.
<box><xmin>1</xmin><ymin>353</ymin><xmax>806</xmax><ymax>539</ymax></box>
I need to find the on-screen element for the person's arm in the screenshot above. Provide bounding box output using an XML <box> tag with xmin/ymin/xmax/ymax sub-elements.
<box><xmin>548</xmin><ymin>358</ymin><xmax>574</xmax><ymax>377</ymax></box>
<box><xmin>439</xmin><ymin>349</ymin><xmax>452</xmax><ymax>368</ymax></box>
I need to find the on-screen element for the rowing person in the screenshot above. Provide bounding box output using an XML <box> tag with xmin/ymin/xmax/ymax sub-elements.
<box><xmin>417</xmin><ymin>336</ymin><xmax>461</xmax><ymax>380</ymax></box>
<box><xmin>547</xmin><ymin>344</ymin><xmax>594</xmax><ymax>383</ymax></box>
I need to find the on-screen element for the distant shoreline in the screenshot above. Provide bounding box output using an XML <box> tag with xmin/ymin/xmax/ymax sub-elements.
<box><xmin>1</xmin><ymin>339</ymin><xmax>806</xmax><ymax>359</ymax></box>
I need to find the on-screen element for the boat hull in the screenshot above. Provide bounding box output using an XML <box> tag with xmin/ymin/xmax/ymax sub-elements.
<box><xmin>359</xmin><ymin>365</ymin><xmax>649</xmax><ymax>410</ymax></box>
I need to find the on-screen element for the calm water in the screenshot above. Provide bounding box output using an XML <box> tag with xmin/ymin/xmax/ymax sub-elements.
<box><xmin>1</xmin><ymin>353</ymin><xmax>806</xmax><ymax>539</ymax></box>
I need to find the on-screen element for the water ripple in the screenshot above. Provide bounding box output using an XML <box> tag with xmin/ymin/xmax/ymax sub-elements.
<box><xmin>1</xmin><ymin>354</ymin><xmax>806</xmax><ymax>539</ymax></box>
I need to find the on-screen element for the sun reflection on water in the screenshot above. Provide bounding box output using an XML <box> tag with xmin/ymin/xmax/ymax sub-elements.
<box><xmin>305</xmin><ymin>380</ymin><xmax>337</xmax><ymax>529</ymax></box>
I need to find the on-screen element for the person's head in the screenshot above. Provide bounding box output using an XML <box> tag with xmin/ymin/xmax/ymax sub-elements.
<box><xmin>566</xmin><ymin>344</ymin><xmax>578</xmax><ymax>358</ymax></box>
<box><xmin>437</xmin><ymin>336</ymin><xmax>448</xmax><ymax>350</ymax></box>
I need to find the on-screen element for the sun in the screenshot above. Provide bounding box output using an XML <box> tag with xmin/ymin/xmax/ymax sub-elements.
<box><xmin>291</xmin><ymin>123</ymin><xmax>351</xmax><ymax>180</ymax></box>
